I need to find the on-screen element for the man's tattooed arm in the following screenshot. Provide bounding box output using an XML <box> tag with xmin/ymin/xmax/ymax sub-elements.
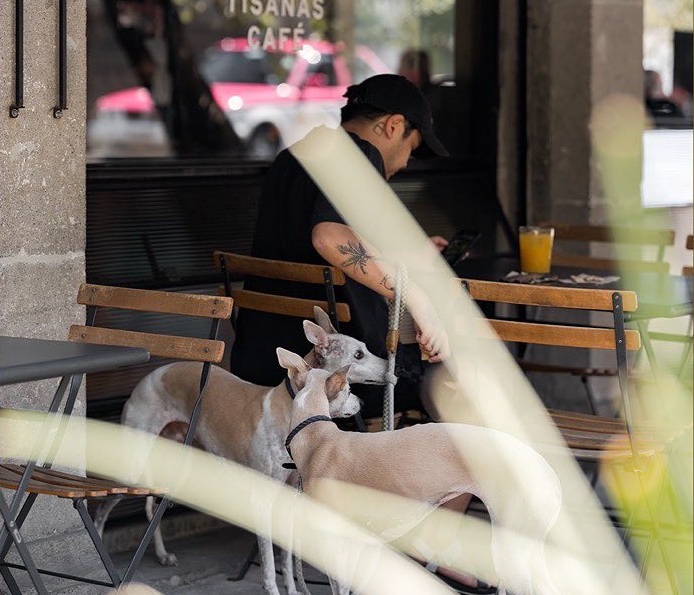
<box><xmin>337</xmin><ymin>240</ymin><xmax>373</xmax><ymax>275</ymax></box>
<box><xmin>380</xmin><ymin>275</ymin><xmax>395</xmax><ymax>291</ymax></box>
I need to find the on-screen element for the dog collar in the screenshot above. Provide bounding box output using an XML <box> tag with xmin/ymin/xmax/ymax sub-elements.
<box><xmin>284</xmin><ymin>376</ymin><xmax>296</xmax><ymax>399</ymax></box>
<box><xmin>285</xmin><ymin>415</ymin><xmax>331</xmax><ymax>461</ymax></box>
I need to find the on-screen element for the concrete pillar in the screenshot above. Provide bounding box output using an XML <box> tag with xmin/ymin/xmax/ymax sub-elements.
<box><xmin>522</xmin><ymin>0</ymin><xmax>643</xmax><ymax>410</ymax></box>
<box><xmin>526</xmin><ymin>0</ymin><xmax>643</xmax><ymax>226</ymax></box>
<box><xmin>0</xmin><ymin>0</ymin><xmax>95</xmax><ymax>590</ymax></box>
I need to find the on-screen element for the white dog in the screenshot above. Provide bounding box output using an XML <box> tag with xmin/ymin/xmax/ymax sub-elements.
<box><xmin>279</xmin><ymin>350</ymin><xmax>562</xmax><ymax>595</ymax></box>
<box><xmin>94</xmin><ymin>308</ymin><xmax>387</xmax><ymax>595</ymax></box>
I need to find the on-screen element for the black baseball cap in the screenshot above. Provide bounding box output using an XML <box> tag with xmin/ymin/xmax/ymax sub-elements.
<box><xmin>342</xmin><ymin>74</ymin><xmax>449</xmax><ymax>159</ymax></box>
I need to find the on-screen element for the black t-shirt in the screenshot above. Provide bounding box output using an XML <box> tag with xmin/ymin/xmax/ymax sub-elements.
<box><xmin>230</xmin><ymin>127</ymin><xmax>389</xmax><ymax>391</ymax></box>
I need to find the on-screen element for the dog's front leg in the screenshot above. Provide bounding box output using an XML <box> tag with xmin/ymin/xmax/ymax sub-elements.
<box><xmin>293</xmin><ymin>553</ymin><xmax>311</xmax><ymax>595</ymax></box>
<box><xmin>327</xmin><ymin>575</ymin><xmax>350</xmax><ymax>595</ymax></box>
<box><xmin>279</xmin><ymin>546</ymin><xmax>304</xmax><ymax>595</ymax></box>
<box><xmin>145</xmin><ymin>495</ymin><xmax>178</xmax><ymax>566</ymax></box>
<box><xmin>257</xmin><ymin>534</ymin><xmax>282</xmax><ymax>595</ymax></box>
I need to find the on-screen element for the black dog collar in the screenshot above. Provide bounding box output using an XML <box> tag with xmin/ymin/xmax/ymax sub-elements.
<box><xmin>284</xmin><ymin>376</ymin><xmax>296</xmax><ymax>399</ymax></box>
<box><xmin>285</xmin><ymin>415</ymin><xmax>331</xmax><ymax>460</ymax></box>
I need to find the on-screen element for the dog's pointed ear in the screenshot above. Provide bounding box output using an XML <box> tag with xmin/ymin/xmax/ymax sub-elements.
<box><xmin>313</xmin><ymin>306</ymin><xmax>338</xmax><ymax>335</ymax></box>
<box><xmin>325</xmin><ymin>365</ymin><xmax>351</xmax><ymax>399</ymax></box>
<box><xmin>303</xmin><ymin>319</ymin><xmax>329</xmax><ymax>348</ymax></box>
<box><xmin>276</xmin><ymin>348</ymin><xmax>311</xmax><ymax>380</ymax></box>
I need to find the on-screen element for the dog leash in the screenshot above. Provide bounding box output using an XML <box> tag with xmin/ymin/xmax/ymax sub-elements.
<box><xmin>383</xmin><ymin>264</ymin><xmax>407</xmax><ymax>431</ymax></box>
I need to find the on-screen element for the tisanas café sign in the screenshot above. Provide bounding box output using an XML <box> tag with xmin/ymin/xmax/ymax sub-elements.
<box><xmin>228</xmin><ymin>0</ymin><xmax>326</xmax><ymax>51</ymax></box>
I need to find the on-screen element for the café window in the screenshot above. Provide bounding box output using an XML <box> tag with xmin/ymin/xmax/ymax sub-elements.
<box><xmin>642</xmin><ymin>24</ymin><xmax>693</xmax><ymax>208</ymax></box>
<box><xmin>87</xmin><ymin>0</ymin><xmax>458</xmax><ymax>161</ymax></box>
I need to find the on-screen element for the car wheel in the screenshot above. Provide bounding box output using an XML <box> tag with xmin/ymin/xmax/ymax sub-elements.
<box><xmin>247</xmin><ymin>125</ymin><xmax>281</xmax><ymax>159</ymax></box>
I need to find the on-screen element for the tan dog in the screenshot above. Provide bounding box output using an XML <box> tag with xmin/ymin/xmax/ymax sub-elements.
<box><xmin>94</xmin><ymin>308</ymin><xmax>387</xmax><ymax>595</ymax></box>
<box><xmin>279</xmin><ymin>350</ymin><xmax>562</xmax><ymax>595</ymax></box>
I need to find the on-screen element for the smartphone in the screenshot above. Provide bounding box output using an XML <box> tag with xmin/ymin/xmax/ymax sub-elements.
<box><xmin>441</xmin><ymin>229</ymin><xmax>482</xmax><ymax>267</ymax></box>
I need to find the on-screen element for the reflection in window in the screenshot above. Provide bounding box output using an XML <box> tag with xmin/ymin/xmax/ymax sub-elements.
<box><xmin>200</xmin><ymin>45</ymin><xmax>295</xmax><ymax>85</ymax></box>
<box><xmin>87</xmin><ymin>0</ymin><xmax>455</xmax><ymax>160</ymax></box>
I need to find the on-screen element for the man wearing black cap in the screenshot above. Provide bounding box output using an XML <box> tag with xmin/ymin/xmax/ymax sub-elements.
<box><xmin>231</xmin><ymin>74</ymin><xmax>450</xmax><ymax>418</ymax></box>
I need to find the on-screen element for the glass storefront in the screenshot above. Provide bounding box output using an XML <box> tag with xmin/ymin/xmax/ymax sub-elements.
<box><xmin>87</xmin><ymin>0</ymin><xmax>458</xmax><ymax>161</ymax></box>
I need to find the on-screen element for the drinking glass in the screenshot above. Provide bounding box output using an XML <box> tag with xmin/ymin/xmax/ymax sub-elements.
<box><xmin>519</xmin><ymin>226</ymin><xmax>555</xmax><ymax>273</ymax></box>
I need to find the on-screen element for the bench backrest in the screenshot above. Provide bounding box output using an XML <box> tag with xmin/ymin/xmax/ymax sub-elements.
<box><xmin>458</xmin><ymin>279</ymin><xmax>641</xmax><ymax>351</ymax></box>
<box><xmin>539</xmin><ymin>222</ymin><xmax>675</xmax><ymax>273</ymax></box>
<box><xmin>69</xmin><ymin>284</ymin><xmax>233</xmax><ymax>363</ymax></box>
<box><xmin>213</xmin><ymin>250</ymin><xmax>351</xmax><ymax>327</ymax></box>
<box><xmin>458</xmin><ymin>278</ymin><xmax>642</xmax><ymax>455</ymax></box>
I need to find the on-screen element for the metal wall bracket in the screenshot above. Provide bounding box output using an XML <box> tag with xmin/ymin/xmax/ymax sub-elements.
<box><xmin>9</xmin><ymin>0</ymin><xmax>24</xmax><ymax>118</ymax></box>
<box><xmin>53</xmin><ymin>0</ymin><xmax>67</xmax><ymax>118</ymax></box>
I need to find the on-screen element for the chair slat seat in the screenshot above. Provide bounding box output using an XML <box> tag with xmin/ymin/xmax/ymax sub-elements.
<box><xmin>213</xmin><ymin>250</ymin><xmax>347</xmax><ymax>285</ymax></box>
<box><xmin>1</xmin><ymin>464</ymin><xmax>108</xmax><ymax>498</ymax></box>
<box><xmin>548</xmin><ymin>409</ymin><xmax>627</xmax><ymax>433</ymax></box>
<box><xmin>17</xmin><ymin>464</ymin><xmax>156</xmax><ymax>496</ymax></box>
<box><xmin>231</xmin><ymin>289</ymin><xmax>351</xmax><ymax>322</ymax></box>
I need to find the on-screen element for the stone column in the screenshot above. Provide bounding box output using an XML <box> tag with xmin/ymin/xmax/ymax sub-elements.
<box><xmin>526</xmin><ymin>0</ymin><xmax>643</xmax><ymax>225</ymax></box>
<box><xmin>523</xmin><ymin>0</ymin><xmax>643</xmax><ymax>410</ymax></box>
<box><xmin>0</xmin><ymin>0</ymin><xmax>94</xmax><ymax>591</ymax></box>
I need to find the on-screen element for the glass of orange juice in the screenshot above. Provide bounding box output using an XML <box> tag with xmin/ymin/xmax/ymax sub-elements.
<box><xmin>519</xmin><ymin>226</ymin><xmax>555</xmax><ymax>273</ymax></box>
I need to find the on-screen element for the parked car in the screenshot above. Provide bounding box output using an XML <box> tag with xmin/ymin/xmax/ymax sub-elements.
<box><xmin>90</xmin><ymin>38</ymin><xmax>390</xmax><ymax>158</ymax></box>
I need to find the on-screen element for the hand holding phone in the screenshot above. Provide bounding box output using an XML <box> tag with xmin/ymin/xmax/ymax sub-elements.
<box><xmin>440</xmin><ymin>230</ymin><xmax>481</xmax><ymax>267</ymax></box>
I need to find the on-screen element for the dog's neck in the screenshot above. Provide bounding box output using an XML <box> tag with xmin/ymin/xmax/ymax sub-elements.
<box><xmin>286</xmin><ymin>377</ymin><xmax>336</xmax><ymax>463</ymax></box>
<box><xmin>285</xmin><ymin>413</ymin><xmax>332</xmax><ymax>460</ymax></box>
<box><xmin>283</xmin><ymin>376</ymin><xmax>297</xmax><ymax>399</ymax></box>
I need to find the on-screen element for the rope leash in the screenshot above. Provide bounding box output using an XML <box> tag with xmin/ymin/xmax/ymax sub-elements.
<box><xmin>383</xmin><ymin>264</ymin><xmax>408</xmax><ymax>431</ymax></box>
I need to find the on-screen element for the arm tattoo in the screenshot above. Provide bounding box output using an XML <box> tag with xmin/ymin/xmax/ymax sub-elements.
<box><xmin>338</xmin><ymin>240</ymin><xmax>372</xmax><ymax>275</ymax></box>
<box><xmin>380</xmin><ymin>275</ymin><xmax>395</xmax><ymax>291</ymax></box>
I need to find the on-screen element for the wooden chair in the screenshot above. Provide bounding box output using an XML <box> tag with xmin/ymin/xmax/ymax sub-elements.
<box><xmin>540</xmin><ymin>222</ymin><xmax>675</xmax><ymax>273</ymax></box>
<box><xmin>458</xmin><ymin>279</ymin><xmax>644</xmax><ymax>451</ymax></box>
<box><xmin>457</xmin><ymin>279</ymin><xmax>683</xmax><ymax>588</ymax></box>
<box><xmin>213</xmin><ymin>250</ymin><xmax>350</xmax><ymax>331</ymax></box>
<box><xmin>0</xmin><ymin>284</ymin><xmax>232</xmax><ymax>592</ymax></box>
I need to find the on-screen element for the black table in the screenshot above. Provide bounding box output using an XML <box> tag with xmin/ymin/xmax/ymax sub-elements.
<box><xmin>0</xmin><ymin>336</ymin><xmax>150</xmax><ymax>385</ymax></box>
<box><xmin>0</xmin><ymin>336</ymin><xmax>149</xmax><ymax>595</ymax></box>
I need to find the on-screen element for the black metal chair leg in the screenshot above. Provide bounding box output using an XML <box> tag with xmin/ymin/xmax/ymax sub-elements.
<box><xmin>227</xmin><ymin>540</ymin><xmax>258</xmax><ymax>582</ymax></box>
<box><xmin>121</xmin><ymin>496</ymin><xmax>170</xmax><ymax>583</ymax></box>
<box><xmin>0</xmin><ymin>497</ymin><xmax>48</xmax><ymax>594</ymax></box>
<box><xmin>1</xmin><ymin>563</ymin><xmax>23</xmax><ymax>595</ymax></box>
<box><xmin>74</xmin><ymin>499</ymin><xmax>121</xmax><ymax>587</ymax></box>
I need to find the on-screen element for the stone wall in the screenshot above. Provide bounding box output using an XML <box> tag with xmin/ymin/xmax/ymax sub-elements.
<box><xmin>0</xmin><ymin>0</ymin><xmax>94</xmax><ymax>591</ymax></box>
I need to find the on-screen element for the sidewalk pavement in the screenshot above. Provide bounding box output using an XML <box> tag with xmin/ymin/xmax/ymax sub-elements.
<box><xmin>108</xmin><ymin>524</ymin><xmax>334</xmax><ymax>595</ymax></box>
